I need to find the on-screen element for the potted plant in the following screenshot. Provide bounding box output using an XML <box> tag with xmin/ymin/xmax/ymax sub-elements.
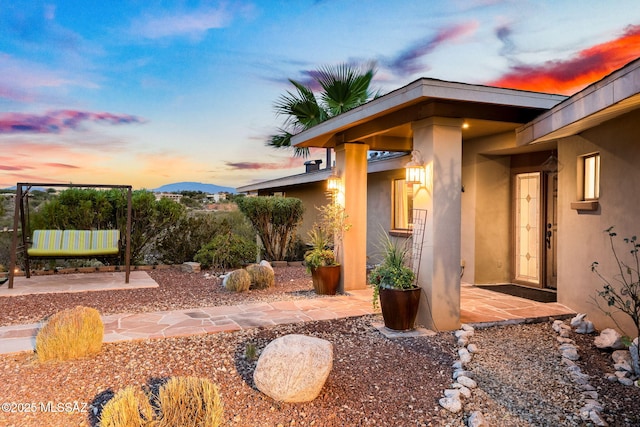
<box><xmin>369</xmin><ymin>231</ymin><xmax>419</xmax><ymax>331</ymax></box>
<box><xmin>304</xmin><ymin>201</ymin><xmax>351</xmax><ymax>295</ymax></box>
<box><xmin>304</xmin><ymin>226</ymin><xmax>340</xmax><ymax>295</ymax></box>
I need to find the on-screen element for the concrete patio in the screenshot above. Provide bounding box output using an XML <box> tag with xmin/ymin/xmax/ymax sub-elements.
<box><xmin>0</xmin><ymin>272</ymin><xmax>576</xmax><ymax>355</ymax></box>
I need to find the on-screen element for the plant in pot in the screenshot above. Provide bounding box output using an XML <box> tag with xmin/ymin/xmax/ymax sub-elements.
<box><xmin>304</xmin><ymin>202</ymin><xmax>350</xmax><ymax>295</ymax></box>
<box><xmin>369</xmin><ymin>231</ymin><xmax>419</xmax><ymax>331</ymax></box>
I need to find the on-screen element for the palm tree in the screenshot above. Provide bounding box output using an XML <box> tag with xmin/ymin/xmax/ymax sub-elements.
<box><xmin>268</xmin><ymin>63</ymin><xmax>378</xmax><ymax>158</ymax></box>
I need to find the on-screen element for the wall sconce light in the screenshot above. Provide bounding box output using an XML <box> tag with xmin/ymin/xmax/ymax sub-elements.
<box><xmin>327</xmin><ymin>172</ymin><xmax>341</xmax><ymax>193</ymax></box>
<box><xmin>405</xmin><ymin>150</ymin><xmax>425</xmax><ymax>185</ymax></box>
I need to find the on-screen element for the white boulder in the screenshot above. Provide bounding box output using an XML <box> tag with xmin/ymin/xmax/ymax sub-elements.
<box><xmin>594</xmin><ymin>328</ymin><xmax>625</xmax><ymax>350</ymax></box>
<box><xmin>253</xmin><ymin>334</ymin><xmax>333</xmax><ymax>402</ymax></box>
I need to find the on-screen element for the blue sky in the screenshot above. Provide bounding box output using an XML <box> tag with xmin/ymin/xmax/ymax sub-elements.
<box><xmin>1</xmin><ymin>0</ymin><xmax>640</xmax><ymax>189</ymax></box>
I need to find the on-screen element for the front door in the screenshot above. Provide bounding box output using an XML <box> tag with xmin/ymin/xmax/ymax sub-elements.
<box><xmin>513</xmin><ymin>171</ymin><xmax>557</xmax><ymax>288</ymax></box>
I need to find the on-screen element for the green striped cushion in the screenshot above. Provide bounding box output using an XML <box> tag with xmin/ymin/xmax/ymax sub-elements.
<box><xmin>28</xmin><ymin>230</ymin><xmax>63</xmax><ymax>256</ymax></box>
<box><xmin>89</xmin><ymin>230</ymin><xmax>120</xmax><ymax>255</ymax></box>
<box><xmin>60</xmin><ymin>230</ymin><xmax>92</xmax><ymax>255</ymax></box>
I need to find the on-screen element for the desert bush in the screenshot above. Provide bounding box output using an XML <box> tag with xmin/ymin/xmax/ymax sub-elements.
<box><xmin>236</xmin><ymin>196</ymin><xmax>304</xmax><ymax>261</ymax></box>
<box><xmin>195</xmin><ymin>232</ymin><xmax>257</xmax><ymax>270</ymax></box>
<box><xmin>99</xmin><ymin>386</ymin><xmax>154</xmax><ymax>427</ymax></box>
<box><xmin>35</xmin><ymin>306</ymin><xmax>104</xmax><ymax>362</ymax></box>
<box><xmin>156</xmin><ymin>376</ymin><xmax>224</xmax><ymax>427</ymax></box>
<box><xmin>224</xmin><ymin>269</ymin><xmax>251</xmax><ymax>292</ymax></box>
<box><xmin>246</xmin><ymin>264</ymin><xmax>275</xmax><ymax>289</ymax></box>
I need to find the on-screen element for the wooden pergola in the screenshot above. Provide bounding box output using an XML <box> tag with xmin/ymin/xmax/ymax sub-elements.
<box><xmin>7</xmin><ymin>183</ymin><xmax>132</xmax><ymax>288</ymax></box>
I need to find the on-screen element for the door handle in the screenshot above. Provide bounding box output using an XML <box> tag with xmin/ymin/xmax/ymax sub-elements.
<box><xmin>546</xmin><ymin>223</ymin><xmax>552</xmax><ymax>249</ymax></box>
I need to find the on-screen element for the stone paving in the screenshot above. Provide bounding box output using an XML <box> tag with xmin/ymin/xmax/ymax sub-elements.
<box><xmin>0</xmin><ymin>273</ymin><xmax>576</xmax><ymax>355</ymax></box>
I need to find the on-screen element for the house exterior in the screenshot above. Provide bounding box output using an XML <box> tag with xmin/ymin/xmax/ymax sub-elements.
<box><xmin>238</xmin><ymin>58</ymin><xmax>640</xmax><ymax>336</ymax></box>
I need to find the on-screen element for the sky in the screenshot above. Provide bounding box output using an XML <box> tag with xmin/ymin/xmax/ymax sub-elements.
<box><xmin>1</xmin><ymin>0</ymin><xmax>640</xmax><ymax>190</ymax></box>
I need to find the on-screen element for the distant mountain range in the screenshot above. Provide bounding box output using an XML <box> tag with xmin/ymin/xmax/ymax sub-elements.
<box><xmin>153</xmin><ymin>181</ymin><xmax>236</xmax><ymax>194</ymax></box>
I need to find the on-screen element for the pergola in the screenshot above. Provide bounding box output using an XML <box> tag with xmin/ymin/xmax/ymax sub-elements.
<box><xmin>7</xmin><ymin>183</ymin><xmax>133</xmax><ymax>288</ymax></box>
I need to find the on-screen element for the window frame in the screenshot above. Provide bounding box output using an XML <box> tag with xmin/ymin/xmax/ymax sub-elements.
<box><xmin>578</xmin><ymin>152</ymin><xmax>600</xmax><ymax>201</ymax></box>
<box><xmin>391</xmin><ymin>178</ymin><xmax>413</xmax><ymax>233</ymax></box>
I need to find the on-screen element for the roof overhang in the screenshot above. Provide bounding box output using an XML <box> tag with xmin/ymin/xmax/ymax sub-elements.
<box><xmin>292</xmin><ymin>78</ymin><xmax>567</xmax><ymax>151</ymax></box>
<box><xmin>517</xmin><ymin>58</ymin><xmax>640</xmax><ymax>145</ymax></box>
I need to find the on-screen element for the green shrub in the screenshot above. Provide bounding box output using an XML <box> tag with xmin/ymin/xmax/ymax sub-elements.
<box><xmin>224</xmin><ymin>269</ymin><xmax>251</xmax><ymax>292</ymax></box>
<box><xmin>99</xmin><ymin>386</ymin><xmax>154</xmax><ymax>427</ymax></box>
<box><xmin>157</xmin><ymin>376</ymin><xmax>224</xmax><ymax>427</ymax></box>
<box><xmin>236</xmin><ymin>196</ymin><xmax>304</xmax><ymax>261</ymax></box>
<box><xmin>35</xmin><ymin>306</ymin><xmax>104</xmax><ymax>362</ymax></box>
<box><xmin>195</xmin><ymin>232</ymin><xmax>257</xmax><ymax>270</ymax></box>
<box><xmin>246</xmin><ymin>264</ymin><xmax>275</xmax><ymax>289</ymax></box>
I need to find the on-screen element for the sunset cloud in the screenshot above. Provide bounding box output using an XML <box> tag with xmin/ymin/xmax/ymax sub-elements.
<box><xmin>0</xmin><ymin>110</ymin><xmax>144</xmax><ymax>134</ymax></box>
<box><xmin>386</xmin><ymin>21</ymin><xmax>479</xmax><ymax>76</ymax></box>
<box><xmin>489</xmin><ymin>24</ymin><xmax>640</xmax><ymax>94</ymax></box>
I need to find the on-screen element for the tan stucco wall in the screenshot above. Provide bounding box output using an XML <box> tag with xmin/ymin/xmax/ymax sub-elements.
<box><xmin>278</xmin><ymin>182</ymin><xmax>331</xmax><ymax>243</ymax></box>
<box><xmin>557</xmin><ymin>109</ymin><xmax>640</xmax><ymax>337</ymax></box>
<box><xmin>461</xmin><ymin>132</ymin><xmax>514</xmax><ymax>284</ymax></box>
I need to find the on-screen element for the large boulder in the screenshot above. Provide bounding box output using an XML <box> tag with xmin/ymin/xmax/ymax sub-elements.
<box><xmin>594</xmin><ymin>328</ymin><xmax>625</xmax><ymax>350</ymax></box>
<box><xmin>253</xmin><ymin>334</ymin><xmax>333</xmax><ymax>402</ymax></box>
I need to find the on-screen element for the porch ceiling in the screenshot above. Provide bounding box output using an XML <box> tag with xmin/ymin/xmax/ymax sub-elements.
<box><xmin>292</xmin><ymin>78</ymin><xmax>566</xmax><ymax>152</ymax></box>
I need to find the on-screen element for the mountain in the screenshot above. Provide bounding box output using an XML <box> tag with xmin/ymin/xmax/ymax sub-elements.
<box><xmin>153</xmin><ymin>182</ymin><xmax>236</xmax><ymax>194</ymax></box>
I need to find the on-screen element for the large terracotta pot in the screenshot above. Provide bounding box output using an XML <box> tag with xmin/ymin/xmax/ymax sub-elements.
<box><xmin>310</xmin><ymin>265</ymin><xmax>341</xmax><ymax>295</ymax></box>
<box><xmin>379</xmin><ymin>286</ymin><xmax>421</xmax><ymax>331</ymax></box>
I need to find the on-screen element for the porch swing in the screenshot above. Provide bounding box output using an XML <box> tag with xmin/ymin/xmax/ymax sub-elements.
<box><xmin>6</xmin><ymin>183</ymin><xmax>132</xmax><ymax>289</ymax></box>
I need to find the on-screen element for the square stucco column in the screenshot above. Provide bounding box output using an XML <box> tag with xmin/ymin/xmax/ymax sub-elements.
<box><xmin>335</xmin><ymin>142</ymin><xmax>369</xmax><ymax>291</ymax></box>
<box><xmin>412</xmin><ymin>117</ymin><xmax>463</xmax><ymax>331</ymax></box>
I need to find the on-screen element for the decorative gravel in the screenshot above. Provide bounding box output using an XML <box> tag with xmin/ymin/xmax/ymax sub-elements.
<box><xmin>0</xmin><ymin>267</ymin><xmax>638</xmax><ymax>426</ymax></box>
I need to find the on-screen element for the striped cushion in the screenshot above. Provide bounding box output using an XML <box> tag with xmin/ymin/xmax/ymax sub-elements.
<box><xmin>60</xmin><ymin>230</ymin><xmax>92</xmax><ymax>255</ymax></box>
<box><xmin>89</xmin><ymin>230</ymin><xmax>120</xmax><ymax>255</ymax></box>
<box><xmin>28</xmin><ymin>230</ymin><xmax>63</xmax><ymax>256</ymax></box>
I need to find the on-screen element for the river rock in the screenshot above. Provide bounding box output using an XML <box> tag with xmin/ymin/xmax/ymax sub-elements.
<box><xmin>457</xmin><ymin>375</ymin><xmax>477</xmax><ymax>388</ymax></box>
<box><xmin>253</xmin><ymin>334</ymin><xmax>333</xmax><ymax>402</ymax></box>
<box><xmin>594</xmin><ymin>328</ymin><xmax>625</xmax><ymax>350</ymax></box>
<box><xmin>259</xmin><ymin>260</ymin><xmax>274</xmax><ymax>271</ymax></box>
<box><xmin>468</xmin><ymin>411</ymin><xmax>488</xmax><ymax>427</ymax></box>
<box><xmin>439</xmin><ymin>396</ymin><xmax>462</xmax><ymax>413</ymax></box>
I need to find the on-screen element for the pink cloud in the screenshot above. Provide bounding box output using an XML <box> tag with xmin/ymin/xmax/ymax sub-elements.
<box><xmin>0</xmin><ymin>110</ymin><xmax>144</xmax><ymax>134</ymax></box>
<box><xmin>133</xmin><ymin>6</ymin><xmax>231</xmax><ymax>40</ymax></box>
<box><xmin>489</xmin><ymin>24</ymin><xmax>640</xmax><ymax>94</ymax></box>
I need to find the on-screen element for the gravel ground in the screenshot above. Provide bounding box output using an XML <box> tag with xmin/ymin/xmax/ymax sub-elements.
<box><xmin>1</xmin><ymin>267</ymin><xmax>639</xmax><ymax>426</ymax></box>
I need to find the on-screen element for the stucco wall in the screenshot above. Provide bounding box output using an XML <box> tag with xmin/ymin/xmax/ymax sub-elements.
<box><xmin>280</xmin><ymin>182</ymin><xmax>331</xmax><ymax>244</ymax></box>
<box><xmin>461</xmin><ymin>133</ymin><xmax>514</xmax><ymax>284</ymax></box>
<box><xmin>557</xmin><ymin>109</ymin><xmax>640</xmax><ymax>337</ymax></box>
<box><xmin>366</xmin><ymin>169</ymin><xmax>407</xmax><ymax>264</ymax></box>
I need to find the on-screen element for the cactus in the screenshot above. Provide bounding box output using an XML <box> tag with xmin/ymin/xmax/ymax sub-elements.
<box><xmin>246</xmin><ymin>264</ymin><xmax>275</xmax><ymax>290</ymax></box>
<box><xmin>35</xmin><ymin>305</ymin><xmax>104</xmax><ymax>362</ymax></box>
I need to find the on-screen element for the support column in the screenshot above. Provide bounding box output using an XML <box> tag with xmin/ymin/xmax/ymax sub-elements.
<box><xmin>334</xmin><ymin>142</ymin><xmax>368</xmax><ymax>291</ymax></box>
<box><xmin>412</xmin><ymin>117</ymin><xmax>463</xmax><ymax>331</ymax></box>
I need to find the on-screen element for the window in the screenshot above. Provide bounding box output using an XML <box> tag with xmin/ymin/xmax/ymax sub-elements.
<box><xmin>392</xmin><ymin>179</ymin><xmax>413</xmax><ymax>230</ymax></box>
<box><xmin>581</xmin><ymin>153</ymin><xmax>600</xmax><ymax>200</ymax></box>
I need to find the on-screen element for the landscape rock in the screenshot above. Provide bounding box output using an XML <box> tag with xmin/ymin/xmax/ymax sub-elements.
<box><xmin>443</xmin><ymin>389</ymin><xmax>461</xmax><ymax>399</ymax></box>
<box><xmin>458</xmin><ymin>348</ymin><xmax>472</xmax><ymax>364</ymax></box>
<box><xmin>594</xmin><ymin>328</ymin><xmax>625</xmax><ymax>350</ymax></box>
<box><xmin>612</xmin><ymin>349</ymin><xmax>632</xmax><ymax>365</ymax></box>
<box><xmin>467</xmin><ymin>411</ymin><xmax>488</xmax><ymax>427</ymax></box>
<box><xmin>589</xmin><ymin>409</ymin><xmax>609</xmax><ymax>426</ymax></box>
<box><xmin>467</xmin><ymin>343</ymin><xmax>479</xmax><ymax>353</ymax></box>
<box><xmin>453</xmin><ymin>369</ymin><xmax>474</xmax><ymax>380</ymax></box>
<box><xmin>561</xmin><ymin>347</ymin><xmax>580</xmax><ymax>361</ymax></box>
<box><xmin>259</xmin><ymin>260</ymin><xmax>274</xmax><ymax>272</ymax></box>
<box><xmin>253</xmin><ymin>334</ymin><xmax>333</xmax><ymax>402</ymax></box>
<box><xmin>461</xmin><ymin>324</ymin><xmax>475</xmax><ymax>333</ymax></box>
<box><xmin>181</xmin><ymin>262</ymin><xmax>201</xmax><ymax>273</ymax></box>
<box><xmin>456</xmin><ymin>375</ymin><xmax>477</xmax><ymax>389</ymax></box>
<box><xmin>552</xmin><ymin>319</ymin><xmax>565</xmax><ymax>332</ymax></box>
<box><xmin>438</xmin><ymin>396</ymin><xmax>462</xmax><ymax>413</ymax></box>
<box><xmin>631</xmin><ymin>338</ymin><xmax>640</xmax><ymax>375</ymax></box>
<box><xmin>618</xmin><ymin>377</ymin><xmax>634</xmax><ymax>386</ymax></box>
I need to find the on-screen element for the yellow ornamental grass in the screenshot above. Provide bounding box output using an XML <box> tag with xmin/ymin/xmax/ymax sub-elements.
<box><xmin>156</xmin><ymin>376</ymin><xmax>224</xmax><ymax>427</ymax></box>
<box><xmin>99</xmin><ymin>386</ymin><xmax>154</xmax><ymax>427</ymax></box>
<box><xmin>246</xmin><ymin>264</ymin><xmax>275</xmax><ymax>290</ymax></box>
<box><xmin>35</xmin><ymin>305</ymin><xmax>104</xmax><ymax>362</ymax></box>
<box><xmin>224</xmin><ymin>269</ymin><xmax>251</xmax><ymax>292</ymax></box>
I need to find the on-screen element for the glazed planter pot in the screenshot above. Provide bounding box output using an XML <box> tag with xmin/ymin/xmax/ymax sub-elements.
<box><xmin>379</xmin><ymin>286</ymin><xmax>421</xmax><ymax>331</ymax></box>
<box><xmin>310</xmin><ymin>265</ymin><xmax>341</xmax><ymax>295</ymax></box>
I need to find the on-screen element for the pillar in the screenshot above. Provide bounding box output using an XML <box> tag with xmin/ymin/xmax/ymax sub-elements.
<box><xmin>412</xmin><ymin>117</ymin><xmax>463</xmax><ymax>331</ymax></box>
<box><xmin>334</xmin><ymin>142</ymin><xmax>369</xmax><ymax>291</ymax></box>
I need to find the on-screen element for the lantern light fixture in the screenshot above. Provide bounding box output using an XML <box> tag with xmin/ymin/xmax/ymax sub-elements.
<box><xmin>405</xmin><ymin>150</ymin><xmax>425</xmax><ymax>185</ymax></box>
<box><xmin>327</xmin><ymin>172</ymin><xmax>341</xmax><ymax>193</ymax></box>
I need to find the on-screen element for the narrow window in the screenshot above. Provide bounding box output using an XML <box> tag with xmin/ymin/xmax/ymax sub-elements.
<box><xmin>582</xmin><ymin>153</ymin><xmax>600</xmax><ymax>200</ymax></box>
<box><xmin>392</xmin><ymin>179</ymin><xmax>413</xmax><ymax>230</ymax></box>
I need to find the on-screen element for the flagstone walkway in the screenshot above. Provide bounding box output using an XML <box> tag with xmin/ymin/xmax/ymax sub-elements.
<box><xmin>0</xmin><ymin>273</ymin><xmax>576</xmax><ymax>355</ymax></box>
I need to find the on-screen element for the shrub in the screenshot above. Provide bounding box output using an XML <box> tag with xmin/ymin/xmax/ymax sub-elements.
<box><xmin>194</xmin><ymin>232</ymin><xmax>257</xmax><ymax>270</ymax></box>
<box><xmin>35</xmin><ymin>306</ymin><xmax>104</xmax><ymax>362</ymax></box>
<box><xmin>224</xmin><ymin>269</ymin><xmax>251</xmax><ymax>292</ymax></box>
<box><xmin>246</xmin><ymin>264</ymin><xmax>275</xmax><ymax>289</ymax></box>
<box><xmin>156</xmin><ymin>376</ymin><xmax>224</xmax><ymax>427</ymax></box>
<box><xmin>99</xmin><ymin>386</ymin><xmax>154</xmax><ymax>427</ymax></box>
<box><xmin>236</xmin><ymin>196</ymin><xmax>304</xmax><ymax>261</ymax></box>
